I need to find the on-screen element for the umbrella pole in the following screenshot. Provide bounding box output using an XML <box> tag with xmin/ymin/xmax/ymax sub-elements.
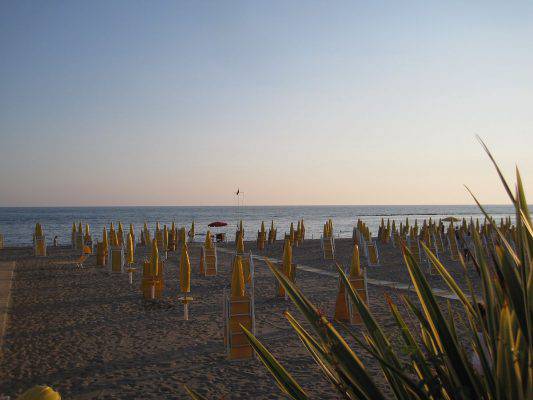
<box><xmin>184</xmin><ymin>302</ymin><xmax>189</xmax><ymax>320</ymax></box>
<box><xmin>129</xmin><ymin>270</ymin><xmax>133</xmax><ymax>285</ymax></box>
<box><xmin>151</xmin><ymin>284</ymin><xmax>155</xmax><ymax>300</ymax></box>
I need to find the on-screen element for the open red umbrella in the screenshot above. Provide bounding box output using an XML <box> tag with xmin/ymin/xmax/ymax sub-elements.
<box><xmin>208</xmin><ymin>221</ymin><xmax>228</xmax><ymax>243</ymax></box>
<box><xmin>208</xmin><ymin>221</ymin><xmax>227</xmax><ymax>227</ymax></box>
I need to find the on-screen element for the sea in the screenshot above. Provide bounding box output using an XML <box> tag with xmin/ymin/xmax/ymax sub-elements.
<box><xmin>0</xmin><ymin>205</ymin><xmax>519</xmax><ymax>247</ymax></box>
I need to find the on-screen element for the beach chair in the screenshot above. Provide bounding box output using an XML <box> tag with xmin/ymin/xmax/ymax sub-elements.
<box><xmin>256</xmin><ymin>231</ymin><xmax>266</xmax><ymax>251</ymax></box>
<box><xmin>321</xmin><ymin>235</ymin><xmax>335</xmax><ymax>260</ymax></box>
<box><xmin>202</xmin><ymin>243</ymin><xmax>218</xmax><ymax>276</ymax></box>
<box><xmin>108</xmin><ymin>245</ymin><xmax>125</xmax><ymax>273</ymax></box>
<box><xmin>223</xmin><ymin>287</ymin><xmax>255</xmax><ymax>360</ymax></box>
<box><xmin>141</xmin><ymin>259</ymin><xmax>164</xmax><ymax>299</ymax></box>
<box><xmin>421</xmin><ymin>238</ymin><xmax>439</xmax><ymax>274</ymax></box>
<box><xmin>96</xmin><ymin>242</ymin><xmax>106</xmax><ymax>266</ymax></box>
<box><xmin>215</xmin><ymin>233</ymin><xmax>226</xmax><ymax>243</ymax></box>
<box><xmin>334</xmin><ymin>268</ymin><xmax>368</xmax><ymax>325</ymax></box>
<box><xmin>366</xmin><ymin>241</ymin><xmax>380</xmax><ymax>267</ymax></box>
<box><xmin>447</xmin><ymin>230</ymin><xmax>460</xmax><ymax>261</ymax></box>
<box><xmin>75</xmin><ymin>253</ymin><xmax>89</xmax><ymax>269</ymax></box>
<box><xmin>74</xmin><ymin>232</ymin><xmax>84</xmax><ymax>251</ymax></box>
<box><xmin>434</xmin><ymin>231</ymin><xmax>445</xmax><ymax>254</ymax></box>
<box><xmin>408</xmin><ymin>236</ymin><xmax>421</xmax><ymax>263</ymax></box>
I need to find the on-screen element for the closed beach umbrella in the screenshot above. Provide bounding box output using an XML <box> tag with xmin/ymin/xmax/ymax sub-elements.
<box><xmin>84</xmin><ymin>224</ymin><xmax>91</xmax><ymax>242</ymax></box>
<box><xmin>283</xmin><ymin>238</ymin><xmax>293</xmax><ymax>281</ymax></box>
<box><xmin>102</xmin><ymin>227</ymin><xmax>108</xmax><ymax>252</ymax></box>
<box><xmin>109</xmin><ymin>223</ymin><xmax>116</xmax><ymax>245</ymax></box>
<box><xmin>110</xmin><ymin>228</ymin><xmax>119</xmax><ymax>247</ymax></box>
<box><xmin>150</xmin><ymin>238</ymin><xmax>159</xmax><ymax>276</ymax></box>
<box><xmin>143</xmin><ymin>222</ymin><xmax>150</xmax><ymax>244</ymax></box>
<box><xmin>205</xmin><ymin>230</ymin><xmax>213</xmax><ymax>249</ymax></box>
<box><xmin>349</xmin><ymin>244</ymin><xmax>361</xmax><ymax>278</ymax></box>
<box><xmin>180</xmin><ymin>243</ymin><xmax>191</xmax><ymax>293</ymax></box>
<box><xmin>35</xmin><ymin>223</ymin><xmax>43</xmax><ymax>237</ymax></box>
<box><xmin>189</xmin><ymin>221</ymin><xmax>195</xmax><ymax>240</ymax></box>
<box><xmin>117</xmin><ymin>222</ymin><xmax>124</xmax><ymax>246</ymax></box>
<box><xmin>236</xmin><ymin>229</ymin><xmax>245</xmax><ymax>253</ymax></box>
<box><xmin>231</xmin><ymin>256</ymin><xmax>245</xmax><ymax>297</ymax></box>
<box><xmin>126</xmin><ymin>233</ymin><xmax>134</xmax><ymax>265</ymax></box>
<box><xmin>17</xmin><ymin>385</ymin><xmax>61</xmax><ymax>400</ymax></box>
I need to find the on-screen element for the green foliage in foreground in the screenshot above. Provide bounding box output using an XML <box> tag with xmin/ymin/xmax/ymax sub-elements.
<box><xmin>188</xmin><ymin>138</ymin><xmax>532</xmax><ymax>399</ymax></box>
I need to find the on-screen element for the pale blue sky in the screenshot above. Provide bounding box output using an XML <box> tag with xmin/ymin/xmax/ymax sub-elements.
<box><xmin>1</xmin><ymin>1</ymin><xmax>532</xmax><ymax>206</ymax></box>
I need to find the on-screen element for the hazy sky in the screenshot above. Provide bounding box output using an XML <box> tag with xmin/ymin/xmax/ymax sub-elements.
<box><xmin>1</xmin><ymin>1</ymin><xmax>532</xmax><ymax>206</ymax></box>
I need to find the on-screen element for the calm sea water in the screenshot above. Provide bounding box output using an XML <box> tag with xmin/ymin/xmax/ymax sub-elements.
<box><xmin>0</xmin><ymin>205</ymin><xmax>513</xmax><ymax>246</ymax></box>
<box><xmin>0</xmin><ymin>205</ymin><xmax>517</xmax><ymax>246</ymax></box>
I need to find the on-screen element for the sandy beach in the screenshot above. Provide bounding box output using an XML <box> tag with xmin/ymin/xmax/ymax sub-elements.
<box><xmin>0</xmin><ymin>238</ymin><xmax>474</xmax><ymax>399</ymax></box>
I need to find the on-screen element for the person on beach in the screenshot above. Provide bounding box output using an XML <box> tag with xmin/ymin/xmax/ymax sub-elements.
<box><xmin>53</xmin><ymin>236</ymin><xmax>58</xmax><ymax>247</ymax></box>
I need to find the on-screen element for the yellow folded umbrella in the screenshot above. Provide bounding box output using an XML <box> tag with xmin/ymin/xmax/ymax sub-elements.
<box><xmin>189</xmin><ymin>221</ymin><xmax>195</xmax><ymax>238</ymax></box>
<box><xmin>180</xmin><ymin>244</ymin><xmax>191</xmax><ymax>293</ymax></box>
<box><xmin>117</xmin><ymin>222</ymin><xmax>124</xmax><ymax>245</ymax></box>
<box><xmin>110</xmin><ymin>229</ymin><xmax>119</xmax><ymax>247</ymax></box>
<box><xmin>84</xmin><ymin>224</ymin><xmax>91</xmax><ymax>242</ymax></box>
<box><xmin>126</xmin><ymin>233</ymin><xmax>134</xmax><ymax>264</ymax></box>
<box><xmin>102</xmin><ymin>227</ymin><xmax>108</xmax><ymax>252</ymax></box>
<box><xmin>349</xmin><ymin>244</ymin><xmax>361</xmax><ymax>279</ymax></box>
<box><xmin>282</xmin><ymin>238</ymin><xmax>293</xmax><ymax>280</ymax></box>
<box><xmin>231</xmin><ymin>256</ymin><xmax>245</xmax><ymax>297</ymax></box>
<box><xmin>236</xmin><ymin>230</ymin><xmax>245</xmax><ymax>253</ymax></box>
<box><xmin>35</xmin><ymin>223</ymin><xmax>42</xmax><ymax>237</ymax></box>
<box><xmin>150</xmin><ymin>238</ymin><xmax>159</xmax><ymax>276</ymax></box>
<box><xmin>205</xmin><ymin>230</ymin><xmax>213</xmax><ymax>250</ymax></box>
<box><xmin>17</xmin><ymin>385</ymin><xmax>61</xmax><ymax>400</ymax></box>
<box><xmin>163</xmin><ymin>225</ymin><xmax>169</xmax><ymax>250</ymax></box>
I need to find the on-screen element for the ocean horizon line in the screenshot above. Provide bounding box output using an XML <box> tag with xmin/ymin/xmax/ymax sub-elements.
<box><xmin>0</xmin><ymin>203</ymin><xmax>517</xmax><ymax>209</ymax></box>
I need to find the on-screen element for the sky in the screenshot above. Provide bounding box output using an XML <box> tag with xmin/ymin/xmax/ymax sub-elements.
<box><xmin>0</xmin><ymin>1</ymin><xmax>532</xmax><ymax>206</ymax></box>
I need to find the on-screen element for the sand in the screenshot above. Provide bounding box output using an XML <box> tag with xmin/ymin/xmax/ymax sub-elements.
<box><xmin>0</xmin><ymin>238</ymin><xmax>476</xmax><ymax>399</ymax></box>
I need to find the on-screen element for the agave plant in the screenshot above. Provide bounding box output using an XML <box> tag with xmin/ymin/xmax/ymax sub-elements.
<box><xmin>186</xmin><ymin>138</ymin><xmax>531</xmax><ymax>399</ymax></box>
